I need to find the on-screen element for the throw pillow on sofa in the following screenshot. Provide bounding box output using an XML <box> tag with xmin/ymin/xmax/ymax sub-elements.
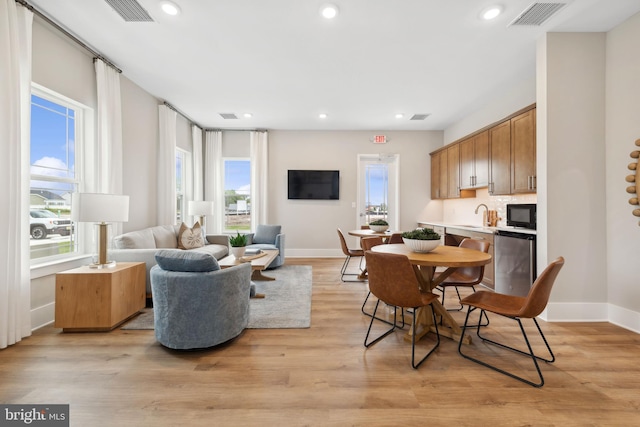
<box><xmin>177</xmin><ymin>222</ymin><xmax>205</xmax><ymax>250</ymax></box>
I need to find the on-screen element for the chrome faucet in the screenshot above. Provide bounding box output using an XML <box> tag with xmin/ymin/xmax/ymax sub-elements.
<box><xmin>475</xmin><ymin>203</ymin><xmax>489</xmax><ymax>226</ymax></box>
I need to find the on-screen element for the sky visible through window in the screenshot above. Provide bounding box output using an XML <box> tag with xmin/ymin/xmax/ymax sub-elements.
<box><xmin>225</xmin><ymin>160</ymin><xmax>250</xmax><ymax>195</ymax></box>
<box><xmin>30</xmin><ymin>94</ymin><xmax>75</xmax><ymax>192</ymax></box>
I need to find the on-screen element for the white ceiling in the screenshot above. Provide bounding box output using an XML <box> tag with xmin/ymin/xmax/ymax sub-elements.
<box><xmin>29</xmin><ymin>0</ymin><xmax>640</xmax><ymax>131</ymax></box>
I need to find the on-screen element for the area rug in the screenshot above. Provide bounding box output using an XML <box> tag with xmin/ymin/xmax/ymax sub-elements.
<box><xmin>121</xmin><ymin>265</ymin><xmax>312</xmax><ymax>330</ymax></box>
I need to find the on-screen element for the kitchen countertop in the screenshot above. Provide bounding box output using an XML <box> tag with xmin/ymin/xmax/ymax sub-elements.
<box><xmin>418</xmin><ymin>221</ymin><xmax>537</xmax><ymax>236</ymax></box>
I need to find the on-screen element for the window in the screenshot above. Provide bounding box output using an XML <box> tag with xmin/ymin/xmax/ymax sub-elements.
<box><xmin>224</xmin><ymin>159</ymin><xmax>251</xmax><ymax>231</ymax></box>
<box><xmin>29</xmin><ymin>88</ymin><xmax>84</xmax><ymax>261</ymax></box>
<box><xmin>176</xmin><ymin>149</ymin><xmax>187</xmax><ymax>223</ymax></box>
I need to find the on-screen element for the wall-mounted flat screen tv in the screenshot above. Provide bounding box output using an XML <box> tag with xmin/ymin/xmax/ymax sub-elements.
<box><xmin>288</xmin><ymin>170</ymin><xmax>340</xmax><ymax>200</ymax></box>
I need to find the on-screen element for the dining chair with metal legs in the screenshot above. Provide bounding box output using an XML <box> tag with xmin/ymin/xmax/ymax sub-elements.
<box><xmin>360</xmin><ymin>236</ymin><xmax>405</xmax><ymax>328</ymax></box>
<box><xmin>436</xmin><ymin>238</ymin><xmax>491</xmax><ymax>326</ymax></box>
<box><xmin>364</xmin><ymin>251</ymin><xmax>440</xmax><ymax>369</ymax></box>
<box><xmin>337</xmin><ymin>228</ymin><xmax>365</xmax><ymax>282</ymax></box>
<box><xmin>457</xmin><ymin>256</ymin><xmax>565</xmax><ymax>387</ymax></box>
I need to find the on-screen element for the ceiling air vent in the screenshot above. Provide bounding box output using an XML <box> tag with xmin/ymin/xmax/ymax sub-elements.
<box><xmin>410</xmin><ymin>114</ymin><xmax>430</xmax><ymax>121</ymax></box>
<box><xmin>219</xmin><ymin>113</ymin><xmax>239</xmax><ymax>120</ymax></box>
<box><xmin>104</xmin><ymin>0</ymin><xmax>154</xmax><ymax>22</ymax></box>
<box><xmin>509</xmin><ymin>3</ymin><xmax>567</xmax><ymax>26</ymax></box>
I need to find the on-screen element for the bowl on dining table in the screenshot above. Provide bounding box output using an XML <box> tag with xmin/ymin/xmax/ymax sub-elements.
<box><xmin>402</xmin><ymin>237</ymin><xmax>440</xmax><ymax>253</ymax></box>
<box><xmin>369</xmin><ymin>224</ymin><xmax>389</xmax><ymax>233</ymax></box>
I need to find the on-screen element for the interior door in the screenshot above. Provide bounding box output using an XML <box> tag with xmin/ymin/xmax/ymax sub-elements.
<box><xmin>356</xmin><ymin>154</ymin><xmax>399</xmax><ymax>231</ymax></box>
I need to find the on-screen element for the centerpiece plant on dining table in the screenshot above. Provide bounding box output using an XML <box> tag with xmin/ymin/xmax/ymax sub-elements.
<box><xmin>369</xmin><ymin>219</ymin><xmax>389</xmax><ymax>232</ymax></box>
<box><xmin>401</xmin><ymin>228</ymin><xmax>441</xmax><ymax>253</ymax></box>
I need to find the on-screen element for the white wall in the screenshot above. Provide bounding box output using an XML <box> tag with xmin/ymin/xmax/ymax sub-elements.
<box><xmin>268</xmin><ymin>130</ymin><xmax>442</xmax><ymax>256</ymax></box>
<box><xmin>120</xmin><ymin>76</ymin><xmax>159</xmax><ymax>232</ymax></box>
<box><xmin>605</xmin><ymin>12</ymin><xmax>640</xmax><ymax>328</ymax></box>
<box><xmin>539</xmin><ymin>32</ymin><xmax>608</xmax><ymax>318</ymax></box>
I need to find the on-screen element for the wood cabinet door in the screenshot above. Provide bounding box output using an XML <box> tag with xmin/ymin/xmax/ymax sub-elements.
<box><xmin>430</xmin><ymin>152</ymin><xmax>440</xmax><ymax>199</ymax></box>
<box><xmin>459</xmin><ymin>138</ymin><xmax>475</xmax><ymax>189</ymax></box>
<box><xmin>489</xmin><ymin>120</ymin><xmax>511</xmax><ymax>195</ymax></box>
<box><xmin>439</xmin><ymin>150</ymin><xmax>448</xmax><ymax>199</ymax></box>
<box><xmin>511</xmin><ymin>109</ymin><xmax>536</xmax><ymax>193</ymax></box>
<box><xmin>473</xmin><ymin>130</ymin><xmax>489</xmax><ymax>188</ymax></box>
<box><xmin>447</xmin><ymin>145</ymin><xmax>461</xmax><ymax>198</ymax></box>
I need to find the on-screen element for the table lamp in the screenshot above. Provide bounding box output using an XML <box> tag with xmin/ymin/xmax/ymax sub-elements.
<box><xmin>71</xmin><ymin>192</ymin><xmax>130</xmax><ymax>269</ymax></box>
<box><xmin>188</xmin><ymin>200</ymin><xmax>214</xmax><ymax>231</ymax></box>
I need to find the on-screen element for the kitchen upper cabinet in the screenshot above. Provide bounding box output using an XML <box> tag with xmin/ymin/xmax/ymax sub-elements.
<box><xmin>430</xmin><ymin>150</ymin><xmax>447</xmax><ymax>199</ymax></box>
<box><xmin>460</xmin><ymin>130</ymin><xmax>489</xmax><ymax>189</ymax></box>
<box><xmin>511</xmin><ymin>109</ymin><xmax>536</xmax><ymax>193</ymax></box>
<box><xmin>488</xmin><ymin>119</ymin><xmax>511</xmax><ymax>196</ymax></box>
<box><xmin>430</xmin><ymin>105</ymin><xmax>536</xmax><ymax>198</ymax></box>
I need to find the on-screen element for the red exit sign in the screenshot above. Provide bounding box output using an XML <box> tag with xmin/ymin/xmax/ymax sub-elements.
<box><xmin>373</xmin><ymin>135</ymin><xmax>387</xmax><ymax>144</ymax></box>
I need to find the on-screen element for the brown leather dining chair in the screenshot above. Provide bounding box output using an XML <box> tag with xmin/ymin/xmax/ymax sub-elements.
<box><xmin>387</xmin><ymin>232</ymin><xmax>404</xmax><ymax>244</ymax></box>
<box><xmin>337</xmin><ymin>228</ymin><xmax>365</xmax><ymax>282</ymax></box>
<box><xmin>359</xmin><ymin>236</ymin><xmax>395</xmax><ymax>322</ymax></box>
<box><xmin>436</xmin><ymin>238</ymin><xmax>490</xmax><ymax>312</ymax></box>
<box><xmin>457</xmin><ymin>256</ymin><xmax>565</xmax><ymax>387</ymax></box>
<box><xmin>364</xmin><ymin>250</ymin><xmax>440</xmax><ymax>369</ymax></box>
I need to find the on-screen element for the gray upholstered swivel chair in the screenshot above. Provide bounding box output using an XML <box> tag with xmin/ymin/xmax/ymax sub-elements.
<box><xmin>245</xmin><ymin>224</ymin><xmax>285</xmax><ymax>269</ymax></box>
<box><xmin>150</xmin><ymin>250</ymin><xmax>252</xmax><ymax>350</ymax></box>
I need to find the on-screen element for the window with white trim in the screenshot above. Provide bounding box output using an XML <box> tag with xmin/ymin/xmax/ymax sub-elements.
<box><xmin>223</xmin><ymin>158</ymin><xmax>251</xmax><ymax>232</ymax></box>
<box><xmin>29</xmin><ymin>87</ymin><xmax>87</xmax><ymax>261</ymax></box>
<box><xmin>176</xmin><ymin>148</ymin><xmax>187</xmax><ymax>224</ymax></box>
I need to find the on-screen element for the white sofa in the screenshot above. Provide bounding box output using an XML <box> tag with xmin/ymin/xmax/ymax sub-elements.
<box><xmin>110</xmin><ymin>224</ymin><xmax>229</xmax><ymax>295</ymax></box>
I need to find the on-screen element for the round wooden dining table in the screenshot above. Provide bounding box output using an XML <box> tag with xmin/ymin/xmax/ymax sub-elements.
<box><xmin>347</xmin><ymin>229</ymin><xmax>395</xmax><ymax>239</ymax></box>
<box><xmin>371</xmin><ymin>243</ymin><xmax>492</xmax><ymax>344</ymax></box>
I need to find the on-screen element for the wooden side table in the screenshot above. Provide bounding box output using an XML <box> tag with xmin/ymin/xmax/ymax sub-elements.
<box><xmin>55</xmin><ymin>262</ymin><xmax>146</xmax><ymax>332</ymax></box>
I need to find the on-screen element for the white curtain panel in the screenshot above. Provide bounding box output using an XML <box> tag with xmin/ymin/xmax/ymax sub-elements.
<box><xmin>250</xmin><ymin>130</ymin><xmax>269</xmax><ymax>229</ymax></box>
<box><xmin>204</xmin><ymin>131</ymin><xmax>224</xmax><ymax>234</ymax></box>
<box><xmin>192</xmin><ymin>125</ymin><xmax>204</xmax><ymax>201</ymax></box>
<box><xmin>94</xmin><ymin>58</ymin><xmax>124</xmax><ymax>236</ymax></box>
<box><xmin>0</xmin><ymin>0</ymin><xmax>33</xmax><ymax>348</ymax></box>
<box><xmin>157</xmin><ymin>105</ymin><xmax>177</xmax><ymax>225</ymax></box>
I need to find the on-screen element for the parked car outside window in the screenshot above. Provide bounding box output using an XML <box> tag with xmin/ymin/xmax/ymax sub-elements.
<box><xmin>29</xmin><ymin>209</ymin><xmax>72</xmax><ymax>240</ymax></box>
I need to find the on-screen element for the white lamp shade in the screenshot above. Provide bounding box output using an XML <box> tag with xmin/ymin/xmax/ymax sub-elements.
<box><xmin>71</xmin><ymin>193</ymin><xmax>130</xmax><ymax>223</ymax></box>
<box><xmin>188</xmin><ymin>201</ymin><xmax>214</xmax><ymax>216</ymax></box>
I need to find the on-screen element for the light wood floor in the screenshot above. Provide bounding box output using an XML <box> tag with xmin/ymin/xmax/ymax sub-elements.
<box><xmin>2</xmin><ymin>258</ymin><xmax>640</xmax><ymax>426</ymax></box>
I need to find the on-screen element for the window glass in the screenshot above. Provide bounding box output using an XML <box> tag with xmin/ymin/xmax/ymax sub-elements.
<box><xmin>224</xmin><ymin>159</ymin><xmax>251</xmax><ymax>231</ymax></box>
<box><xmin>29</xmin><ymin>92</ymin><xmax>79</xmax><ymax>261</ymax></box>
<box><xmin>176</xmin><ymin>149</ymin><xmax>186</xmax><ymax>224</ymax></box>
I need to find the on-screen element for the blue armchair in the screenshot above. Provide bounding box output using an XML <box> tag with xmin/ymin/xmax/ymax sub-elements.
<box><xmin>245</xmin><ymin>224</ymin><xmax>285</xmax><ymax>269</ymax></box>
<box><xmin>150</xmin><ymin>250</ymin><xmax>252</xmax><ymax>350</ymax></box>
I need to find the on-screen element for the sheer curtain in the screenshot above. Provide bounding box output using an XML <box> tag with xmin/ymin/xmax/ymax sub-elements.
<box><xmin>204</xmin><ymin>131</ymin><xmax>223</xmax><ymax>233</ymax></box>
<box><xmin>94</xmin><ymin>58</ymin><xmax>124</xmax><ymax>236</ymax></box>
<box><xmin>157</xmin><ymin>105</ymin><xmax>177</xmax><ymax>225</ymax></box>
<box><xmin>0</xmin><ymin>0</ymin><xmax>33</xmax><ymax>348</ymax></box>
<box><xmin>192</xmin><ymin>125</ymin><xmax>204</xmax><ymax>202</ymax></box>
<box><xmin>250</xmin><ymin>130</ymin><xmax>269</xmax><ymax>228</ymax></box>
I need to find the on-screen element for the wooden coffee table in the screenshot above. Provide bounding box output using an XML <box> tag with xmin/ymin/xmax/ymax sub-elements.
<box><xmin>218</xmin><ymin>249</ymin><xmax>279</xmax><ymax>281</ymax></box>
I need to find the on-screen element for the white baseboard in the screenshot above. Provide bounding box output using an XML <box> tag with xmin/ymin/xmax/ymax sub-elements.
<box><xmin>542</xmin><ymin>302</ymin><xmax>640</xmax><ymax>334</ymax></box>
<box><xmin>31</xmin><ymin>302</ymin><xmax>55</xmax><ymax>331</ymax></box>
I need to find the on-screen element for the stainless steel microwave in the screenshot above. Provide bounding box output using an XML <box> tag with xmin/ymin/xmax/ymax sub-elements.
<box><xmin>506</xmin><ymin>203</ymin><xmax>536</xmax><ymax>229</ymax></box>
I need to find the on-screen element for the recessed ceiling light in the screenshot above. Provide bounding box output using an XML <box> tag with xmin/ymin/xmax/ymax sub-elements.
<box><xmin>320</xmin><ymin>4</ymin><xmax>339</xmax><ymax>19</ymax></box>
<box><xmin>243</xmin><ymin>113</ymin><xmax>253</xmax><ymax>118</ymax></box>
<box><xmin>395</xmin><ymin>113</ymin><xmax>404</xmax><ymax>119</ymax></box>
<box><xmin>319</xmin><ymin>113</ymin><xmax>328</xmax><ymax>119</ymax></box>
<box><xmin>161</xmin><ymin>1</ymin><xmax>181</xmax><ymax>16</ymax></box>
<box><xmin>481</xmin><ymin>5</ymin><xmax>503</xmax><ymax>20</ymax></box>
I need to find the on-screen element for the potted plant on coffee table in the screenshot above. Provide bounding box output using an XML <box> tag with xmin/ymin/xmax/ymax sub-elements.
<box><xmin>229</xmin><ymin>232</ymin><xmax>248</xmax><ymax>258</ymax></box>
<box><xmin>369</xmin><ymin>219</ymin><xmax>389</xmax><ymax>233</ymax></box>
<box><xmin>401</xmin><ymin>228</ymin><xmax>441</xmax><ymax>253</ymax></box>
